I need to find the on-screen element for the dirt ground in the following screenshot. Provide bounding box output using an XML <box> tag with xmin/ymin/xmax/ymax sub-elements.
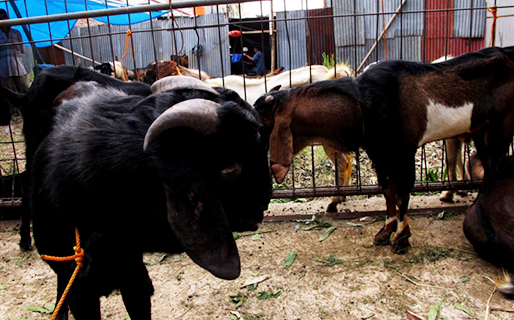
<box><xmin>1</xmin><ymin>193</ymin><xmax>514</xmax><ymax>320</ymax></box>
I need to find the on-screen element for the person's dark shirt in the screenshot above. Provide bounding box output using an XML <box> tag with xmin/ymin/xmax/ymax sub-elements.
<box><xmin>252</xmin><ymin>50</ymin><xmax>265</xmax><ymax>75</ymax></box>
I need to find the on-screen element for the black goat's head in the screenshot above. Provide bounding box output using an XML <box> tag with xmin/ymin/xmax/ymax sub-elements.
<box><xmin>143</xmin><ymin>76</ymin><xmax>271</xmax><ymax>279</ymax></box>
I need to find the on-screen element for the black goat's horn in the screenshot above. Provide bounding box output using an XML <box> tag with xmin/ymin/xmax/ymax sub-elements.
<box><xmin>143</xmin><ymin>98</ymin><xmax>220</xmax><ymax>152</ymax></box>
<box><xmin>151</xmin><ymin>75</ymin><xmax>219</xmax><ymax>96</ymax></box>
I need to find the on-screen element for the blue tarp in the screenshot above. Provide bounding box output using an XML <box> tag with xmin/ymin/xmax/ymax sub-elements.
<box><xmin>0</xmin><ymin>0</ymin><xmax>169</xmax><ymax>47</ymax></box>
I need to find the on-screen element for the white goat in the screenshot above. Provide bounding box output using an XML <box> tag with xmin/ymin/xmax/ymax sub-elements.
<box><xmin>206</xmin><ymin>63</ymin><xmax>353</xmax><ymax>105</ymax></box>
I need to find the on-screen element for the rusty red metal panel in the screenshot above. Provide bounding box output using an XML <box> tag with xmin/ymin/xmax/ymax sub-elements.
<box><xmin>424</xmin><ymin>0</ymin><xmax>454</xmax><ymax>39</ymax></box>
<box><xmin>422</xmin><ymin>37</ymin><xmax>485</xmax><ymax>62</ymax></box>
<box><xmin>422</xmin><ymin>0</ymin><xmax>485</xmax><ymax>62</ymax></box>
<box><xmin>306</xmin><ymin>7</ymin><xmax>334</xmax><ymax>66</ymax></box>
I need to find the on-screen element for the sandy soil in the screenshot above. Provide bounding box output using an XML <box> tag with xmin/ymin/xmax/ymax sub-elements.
<box><xmin>1</xmin><ymin>193</ymin><xmax>514</xmax><ymax>320</ymax></box>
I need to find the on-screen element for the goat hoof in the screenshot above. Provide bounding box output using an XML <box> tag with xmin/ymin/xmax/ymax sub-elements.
<box><xmin>373</xmin><ymin>229</ymin><xmax>392</xmax><ymax>246</ymax></box>
<box><xmin>326</xmin><ymin>202</ymin><xmax>338</xmax><ymax>213</ymax></box>
<box><xmin>19</xmin><ymin>241</ymin><xmax>33</xmax><ymax>252</ymax></box>
<box><xmin>373</xmin><ymin>220</ymin><xmax>397</xmax><ymax>246</ymax></box>
<box><xmin>391</xmin><ymin>226</ymin><xmax>411</xmax><ymax>254</ymax></box>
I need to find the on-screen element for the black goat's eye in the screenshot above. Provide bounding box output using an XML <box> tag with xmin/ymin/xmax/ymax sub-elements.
<box><xmin>221</xmin><ymin>163</ymin><xmax>242</xmax><ymax>177</ymax></box>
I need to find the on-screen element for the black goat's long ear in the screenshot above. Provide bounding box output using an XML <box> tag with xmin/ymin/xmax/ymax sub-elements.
<box><xmin>268</xmin><ymin>85</ymin><xmax>281</xmax><ymax>93</ymax></box>
<box><xmin>269</xmin><ymin>106</ymin><xmax>293</xmax><ymax>184</ymax></box>
<box><xmin>164</xmin><ymin>189</ymin><xmax>241</xmax><ymax>280</ymax></box>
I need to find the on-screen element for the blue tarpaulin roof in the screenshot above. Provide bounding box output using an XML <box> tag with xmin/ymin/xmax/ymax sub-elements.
<box><xmin>0</xmin><ymin>0</ymin><xmax>170</xmax><ymax>47</ymax></box>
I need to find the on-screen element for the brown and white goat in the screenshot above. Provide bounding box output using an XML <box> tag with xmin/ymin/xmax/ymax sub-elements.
<box><xmin>358</xmin><ymin>46</ymin><xmax>514</xmax><ymax>253</ymax></box>
<box><xmin>254</xmin><ymin>77</ymin><xmax>364</xmax><ymax>191</ymax></box>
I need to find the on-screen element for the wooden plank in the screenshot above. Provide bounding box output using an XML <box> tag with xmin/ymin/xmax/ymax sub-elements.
<box><xmin>263</xmin><ymin>205</ymin><xmax>469</xmax><ymax>223</ymax></box>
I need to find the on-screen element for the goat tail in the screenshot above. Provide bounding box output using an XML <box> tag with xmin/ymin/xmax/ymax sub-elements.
<box><xmin>0</xmin><ymin>83</ymin><xmax>24</xmax><ymax>115</ymax></box>
<box><xmin>0</xmin><ymin>83</ymin><xmax>24</xmax><ymax>103</ymax></box>
<box><xmin>494</xmin><ymin>269</ymin><xmax>514</xmax><ymax>295</ymax></box>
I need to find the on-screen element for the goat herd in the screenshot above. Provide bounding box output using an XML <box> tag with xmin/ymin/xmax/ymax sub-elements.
<box><xmin>1</xmin><ymin>46</ymin><xmax>514</xmax><ymax>319</ymax></box>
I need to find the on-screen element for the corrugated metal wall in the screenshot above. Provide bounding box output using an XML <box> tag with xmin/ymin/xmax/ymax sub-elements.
<box><xmin>276</xmin><ymin>10</ymin><xmax>308</xmax><ymax>70</ymax></box>
<box><xmin>423</xmin><ymin>0</ymin><xmax>485</xmax><ymax>62</ymax></box>
<box><xmin>453</xmin><ymin>0</ymin><xmax>486</xmax><ymax>38</ymax></box>
<box><xmin>61</xmin><ymin>14</ymin><xmax>231</xmax><ymax>78</ymax></box>
<box><xmin>274</xmin><ymin>0</ymin><xmax>485</xmax><ymax>72</ymax></box>
<box><xmin>58</xmin><ymin>2</ymin><xmax>487</xmax><ymax>77</ymax></box>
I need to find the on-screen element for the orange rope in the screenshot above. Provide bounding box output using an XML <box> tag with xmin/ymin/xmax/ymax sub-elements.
<box><xmin>169</xmin><ymin>0</ymin><xmax>185</xmax><ymax>56</ymax></box>
<box><xmin>488</xmin><ymin>6</ymin><xmax>498</xmax><ymax>47</ymax></box>
<box><xmin>120</xmin><ymin>30</ymin><xmax>136</xmax><ymax>81</ymax></box>
<box><xmin>41</xmin><ymin>228</ymin><xmax>85</xmax><ymax>320</ymax></box>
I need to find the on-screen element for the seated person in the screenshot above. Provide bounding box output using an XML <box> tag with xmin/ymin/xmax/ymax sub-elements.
<box><xmin>243</xmin><ymin>45</ymin><xmax>265</xmax><ymax>76</ymax></box>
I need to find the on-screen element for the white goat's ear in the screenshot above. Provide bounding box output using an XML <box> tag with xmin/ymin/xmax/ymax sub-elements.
<box><xmin>269</xmin><ymin>85</ymin><xmax>281</xmax><ymax>93</ymax></box>
<box><xmin>265</xmin><ymin>95</ymin><xmax>274</xmax><ymax>104</ymax></box>
<box><xmin>151</xmin><ymin>76</ymin><xmax>219</xmax><ymax>95</ymax></box>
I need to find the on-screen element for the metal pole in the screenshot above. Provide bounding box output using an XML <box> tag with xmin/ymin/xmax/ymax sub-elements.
<box><xmin>7</xmin><ymin>0</ymin><xmax>44</xmax><ymax>64</ymax></box>
<box><xmin>0</xmin><ymin>0</ymin><xmax>269</xmax><ymax>27</ymax></box>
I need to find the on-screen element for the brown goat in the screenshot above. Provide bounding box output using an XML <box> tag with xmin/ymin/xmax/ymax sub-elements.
<box><xmin>140</xmin><ymin>61</ymin><xmax>211</xmax><ymax>84</ymax></box>
<box><xmin>143</xmin><ymin>60</ymin><xmax>180</xmax><ymax>84</ymax></box>
<box><xmin>254</xmin><ymin>77</ymin><xmax>364</xmax><ymax>188</ymax></box>
<box><xmin>170</xmin><ymin>54</ymin><xmax>189</xmax><ymax>68</ymax></box>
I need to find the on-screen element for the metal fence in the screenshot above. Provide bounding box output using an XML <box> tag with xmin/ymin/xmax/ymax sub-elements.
<box><xmin>0</xmin><ymin>0</ymin><xmax>512</xmax><ymax>210</ymax></box>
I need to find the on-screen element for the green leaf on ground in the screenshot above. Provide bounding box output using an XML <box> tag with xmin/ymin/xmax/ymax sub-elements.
<box><xmin>459</xmin><ymin>276</ymin><xmax>470</xmax><ymax>283</ymax></box>
<box><xmin>251</xmin><ymin>234</ymin><xmax>262</xmax><ymax>241</ymax></box>
<box><xmin>453</xmin><ymin>302</ymin><xmax>472</xmax><ymax>316</ymax></box>
<box><xmin>319</xmin><ymin>226</ymin><xmax>337</xmax><ymax>242</ymax></box>
<box><xmin>43</xmin><ymin>303</ymin><xmax>55</xmax><ymax>313</ymax></box>
<box><xmin>315</xmin><ymin>255</ymin><xmax>343</xmax><ymax>266</ymax></box>
<box><xmin>257</xmin><ymin>289</ymin><xmax>282</xmax><ymax>299</ymax></box>
<box><xmin>427</xmin><ymin>297</ymin><xmax>446</xmax><ymax>320</ymax></box>
<box><xmin>304</xmin><ymin>217</ymin><xmax>332</xmax><ymax>230</ymax></box>
<box><xmin>228</xmin><ymin>292</ymin><xmax>248</xmax><ymax>308</ymax></box>
<box><xmin>0</xmin><ymin>285</ymin><xmax>6</xmax><ymax>290</ymax></box>
<box><xmin>283</xmin><ymin>250</ymin><xmax>297</xmax><ymax>269</ymax></box>
<box><xmin>247</xmin><ymin>283</ymin><xmax>258</xmax><ymax>291</ymax></box>
<box><xmin>26</xmin><ymin>305</ymin><xmax>52</xmax><ymax>314</ymax></box>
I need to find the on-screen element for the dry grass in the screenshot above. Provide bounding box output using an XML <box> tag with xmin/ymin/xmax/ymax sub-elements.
<box><xmin>0</xmin><ymin>115</ymin><xmax>26</xmax><ymax>176</ymax></box>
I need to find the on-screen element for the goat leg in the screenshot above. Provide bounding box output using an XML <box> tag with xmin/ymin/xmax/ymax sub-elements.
<box><xmin>120</xmin><ymin>262</ymin><xmax>154</xmax><ymax>320</ymax></box>
<box><xmin>374</xmin><ymin>185</ymin><xmax>397</xmax><ymax>245</ymax></box>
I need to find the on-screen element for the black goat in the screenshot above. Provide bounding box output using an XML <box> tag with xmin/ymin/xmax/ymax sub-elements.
<box><xmin>358</xmin><ymin>46</ymin><xmax>514</xmax><ymax>253</ymax></box>
<box><xmin>464</xmin><ymin>155</ymin><xmax>514</xmax><ymax>295</ymax></box>
<box><xmin>0</xmin><ymin>65</ymin><xmax>152</xmax><ymax>251</ymax></box>
<box><xmin>30</xmin><ymin>76</ymin><xmax>271</xmax><ymax>319</ymax></box>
